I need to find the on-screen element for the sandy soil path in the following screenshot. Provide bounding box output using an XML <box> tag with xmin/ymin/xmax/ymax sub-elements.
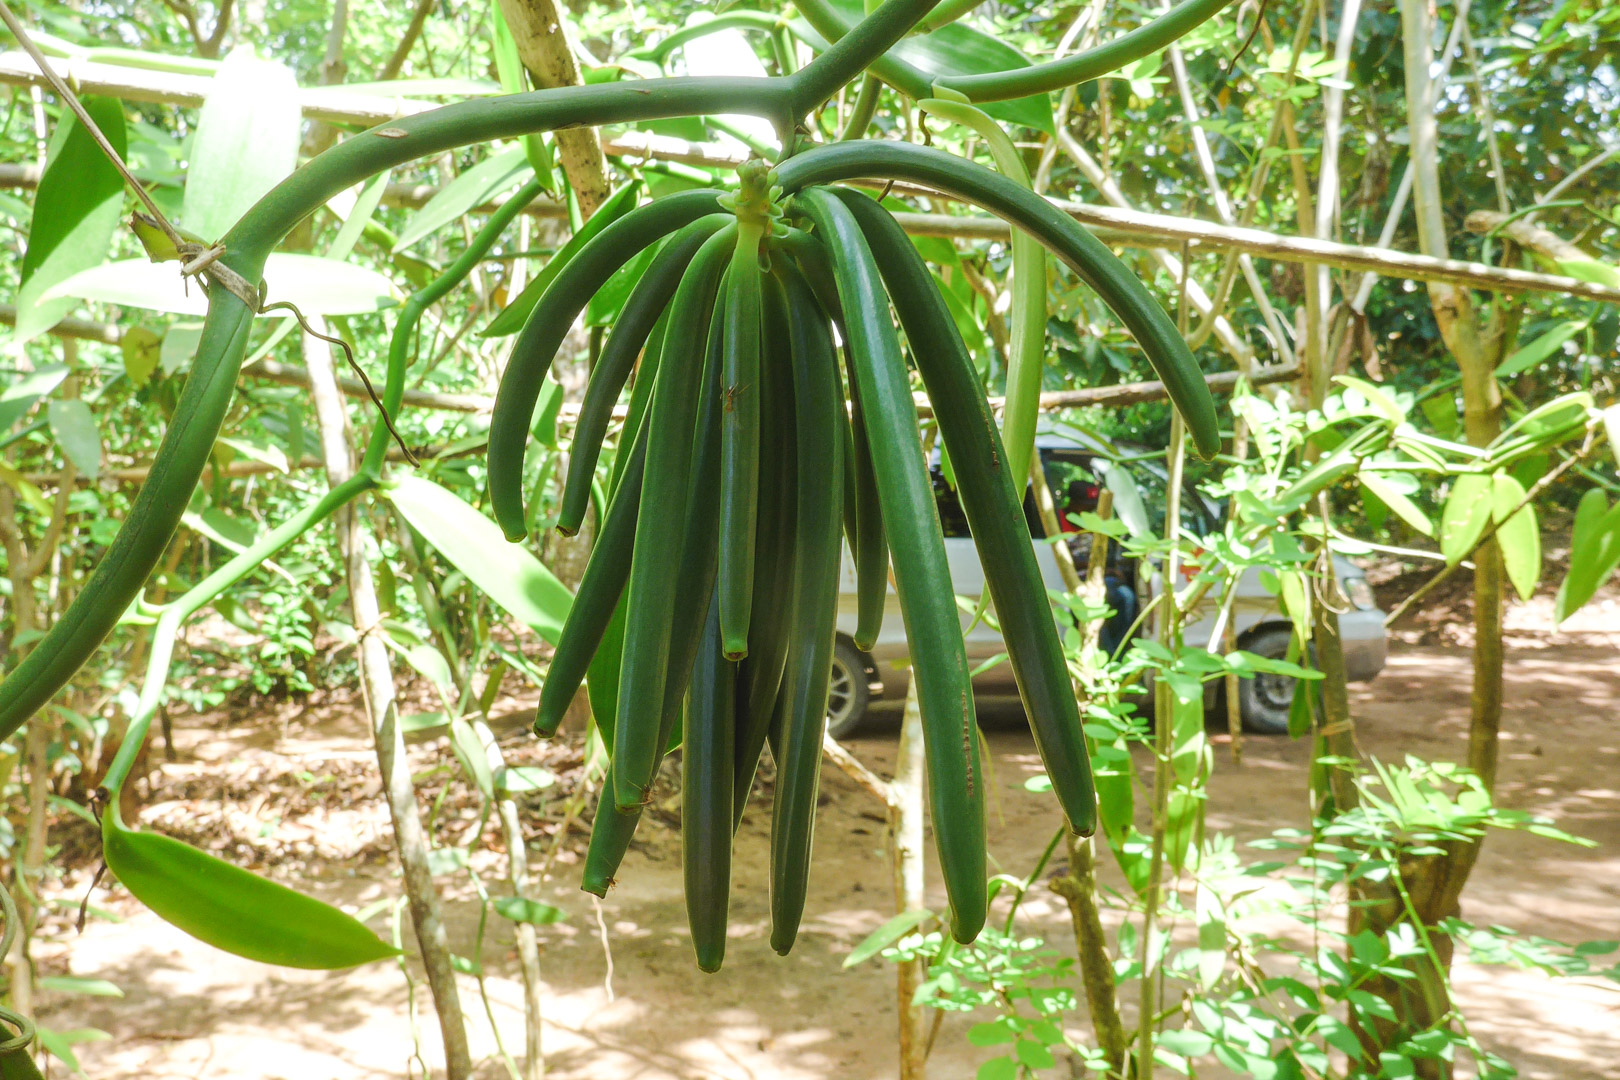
<box><xmin>46</xmin><ymin>642</ymin><xmax>1620</xmax><ymax>1079</ymax></box>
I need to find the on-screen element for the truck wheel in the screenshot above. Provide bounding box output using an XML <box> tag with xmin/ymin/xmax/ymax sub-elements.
<box><xmin>1236</xmin><ymin>624</ymin><xmax>1301</xmax><ymax>735</ymax></box>
<box><xmin>826</xmin><ymin>639</ymin><xmax>872</xmax><ymax>740</ymax></box>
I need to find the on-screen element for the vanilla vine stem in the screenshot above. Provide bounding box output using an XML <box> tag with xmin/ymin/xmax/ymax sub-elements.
<box><xmin>0</xmin><ymin>0</ymin><xmax>1238</xmax><ymax>738</ymax></box>
<box><xmin>0</xmin><ymin>0</ymin><xmax>950</xmax><ymax>737</ymax></box>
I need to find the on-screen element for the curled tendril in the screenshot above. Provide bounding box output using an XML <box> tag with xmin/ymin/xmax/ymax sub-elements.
<box><xmin>0</xmin><ymin>885</ymin><xmax>38</xmax><ymax>1069</ymax></box>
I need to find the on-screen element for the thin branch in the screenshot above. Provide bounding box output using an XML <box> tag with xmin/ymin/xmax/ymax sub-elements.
<box><xmin>888</xmin><ymin>206</ymin><xmax>1620</xmax><ymax>304</ymax></box>
<box><xmin>1464</xmin><ymin>209</ymin><xmax>1595</xmax><ymax>265</ymax></box>
<box><xmin>1166</xmin><ymin>40</ymin><xmax>1292</xmax><ymax>366</ymax></box>
<box><xmin>1459</xmin><ymin>21</ymin><xmax>1510</xmax><ymax>215</ymax></box>
<box><xmin>1347</xmin><ymin>0</ymin><xmax>1473</xmax><ymax>314</ymax></box>
<box><xmin>198</xmin><ymin>0</ymin><xmax>234</xmax><ymax>59</ymax></box>
<box><xmin>1187</xmin><ymin>0</ymin><xmax>1320</xmax><ymax>348</ymax></box>
<box><xmin>378</xmin><ymin>0</ymin><xmax>436</xmax><ymax>80</ymax></box>
<box><xmin>1533</xmin><ymin>144</ymin><xmax>1619</xmax><ymax>218</ymax></box>
<box><xmin>822</xmin><ymin>733</ymin><xmax>895</xmax><ymax>807</ymax></box>
<box><xmin>0</xmin><ymin>1</ymin><xmax>178</xmax><ymax>246</ymax></box>
<box><xmin>1053</xmin><ymin>128</ymin><xmax>1261</xmax><ymax>368</ymax></box>
<box><xmin>24</xmin><ymin>456</ymin><xmax>75</xmax><ymax>579</ymax></box>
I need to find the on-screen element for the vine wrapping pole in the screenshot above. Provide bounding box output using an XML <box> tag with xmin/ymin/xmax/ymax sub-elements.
<box><xmin>302</xmin><ymin>318</ymin><xmax>475</xmax><ymax>1079</ymax></box>
<box><xmin>818</xmin><ymin>681</ymin><xmax>927</xmax><ymax>1080</ymax></box>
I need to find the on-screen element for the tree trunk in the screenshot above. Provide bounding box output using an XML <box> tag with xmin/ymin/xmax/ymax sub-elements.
<box><xmin>495</xmin><ymin>0</ymin><xmax>610</xmax><ymax>217</ymax></box>
<box><xmin>303</xmin><ymin>324</ymin><xmax>474</xmax><ymax>1080</ymax></box>
<box><xmin>1343</xmin><ymin>3</ymin><xmax>1513</xmax><ymax>1073</ymax></box>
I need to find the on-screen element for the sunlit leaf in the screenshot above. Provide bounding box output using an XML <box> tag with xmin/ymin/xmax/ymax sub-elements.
<box><xmin>1360</xmin><ymin>470</ymin><xmax>1432</xmax><ymax>537</ymax></box>
<box><xmin>0</xmin><ymin>364</ymin><xmax>69</xmax><ymax>433</ymax></box>
<box><xmin>11</xmin><ymin>96</ymin><xmax>127</xmax><ymax>349</ymax></box>
<box><xmin>182</xmin><ymin>46</ymin><xmax>300</xmax><ymax>240</ymax></box>
<box><xmin>47</xmin><ymin>400</ymin><xmax>101</xmax><ymax>479</ymax></box>
<box><xmin>1556</xmin><ymin>257</ymin><xmax>1620</xmax><ymax>289</ymax></box>
<box><xmin>1495</xmin><ymin>320</ymin><xmax>1586</xmax><ymax>377</ymax></box>
<box><xmin>1439</xmin><ymin>474</ymin><xmax>1492</xmax><ymax>564</ymax></box>
<box><xmin>1490</xmin><ymin>473</ymin><xmax>1540</xmax><ymax>602</ymax></box>
<box><xmin>35</xmin><ymin>976</ymin><xmax>123</xmax><ymax>998</ymax></box>
<box><xmin>1555</xmin><ymin>489</ymin><xmax>1620</xmax><ymax>623</ymax></box>
<box><xmin>493</xmin><ymin>895</ymin><xmax>567</xmax><ymax>925</ymax></box>
<box><xmin>843</xmin><ymin>908</ymin><xmax>934</xmax><ymax>967</ymax></box>
<box><xmin>36</xmin><ymin>1025</ymin><xmax>111</xmax><ymax>1075</ymax></box>
<box><xmin>44</xmin><ymin>254</ymin><xmax>399</xmax><ymax>317</ymax></box>
<box><xmin>394</xmin><ymin>145</ymin><xmax>529</xmax><ymax>252</ymax></box>
<box><xmin>102</xmin><ymin>813</ymin><xmax>398</xmax><ymax>968</ymax></box>
<box><xmin>384</xmin><ymin>475</ymin><xmax>572</xmax><ymax>642</ymax></box>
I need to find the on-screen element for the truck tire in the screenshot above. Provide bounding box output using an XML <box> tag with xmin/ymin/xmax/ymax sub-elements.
<box><xmin>826</xmin><ymin>638</ymin><xmax>872</xmax><ymax>739</ymax></box>
<box><xmin>1236</xmin><ymin>624</ymin><xmax>1300</xmax><ymax>735</ymax></box>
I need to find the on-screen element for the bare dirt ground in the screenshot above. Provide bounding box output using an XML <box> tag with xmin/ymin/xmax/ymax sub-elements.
<box><xmin>34</xmin><ymin>595</ymin><xmax>1620</xmax><ymax>1078</ymax></box>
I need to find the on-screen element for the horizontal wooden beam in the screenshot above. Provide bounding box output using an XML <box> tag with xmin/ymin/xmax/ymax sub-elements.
<box><xmin>889</xmin><ymin>209</ymin><xmax>1620</xmax><ymax>304</ymax></box>
<box><xmin>4</xmin><ymin>51</ymin><xmax>1617</xmax><ymax>304</ymax></box>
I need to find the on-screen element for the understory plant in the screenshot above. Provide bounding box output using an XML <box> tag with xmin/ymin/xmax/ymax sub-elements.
<box><xmin>855</xmin><ymin>375</ymin><xmax>1620</xmax><ymax>1078</ymax></box>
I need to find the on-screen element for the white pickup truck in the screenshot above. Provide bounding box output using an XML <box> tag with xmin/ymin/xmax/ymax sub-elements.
<box><xmin>829</xmin><ymin>426</ymin><xmax>1387</xmax><ymax>737</ymax></box>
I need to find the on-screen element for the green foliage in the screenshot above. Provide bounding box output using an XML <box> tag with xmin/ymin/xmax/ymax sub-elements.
<box><xmin>0</xmin><ymin>0</ymin><xmax>1614</xmax><ymax>1073</ymax></box>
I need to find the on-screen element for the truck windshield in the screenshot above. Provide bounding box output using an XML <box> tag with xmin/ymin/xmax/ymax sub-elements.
<box><xmin>927</xmin><ymin>448</ymin><xmax>1214</xmax><ymax>542</ymax></box>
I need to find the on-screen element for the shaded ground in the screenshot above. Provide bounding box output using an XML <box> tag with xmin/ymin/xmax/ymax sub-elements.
<box><xmin>29</xmin><ymin>632</ymin><xmax>1618</xmax><ymax>1080</ymax></box>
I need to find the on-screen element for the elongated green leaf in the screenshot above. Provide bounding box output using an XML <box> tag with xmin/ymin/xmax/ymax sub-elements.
<box><xmin>182</xmin><ymin>46</ymin><xmax>299</xmax><ymax>240</ymax></box>
<box><xmin>1491</xmin><ymin>473</ymin><xmax>1540</xmax><ymax>602</ymax></box>
<box><xmin>1555</xmin><ymin>489</ymin><xmax>1620</xmax><ymax>623</ymax></box>
<box><xmin>494</xmin><ymin>895</ymin><xmax>567</xmax><ymax>925</ymax></box>
<box><xmin>0</xmin><ymin>364</ymin><xmax>69</xmax><ymax>433</ymax></box>
<box><xmin>327</xmin><ymin>169</ymin><xmax>391</xmax><ymax>262</ymax></box>
<box><xmin>102</xmin><ymin>815</ymin><xmax>398</xmax><ymax>968</ymax></box>
<box><xmin>11</xmin><ymin>96</ymin><xmax>126</xmax><ymax>349</ymax></box>
<box><xmin>843</xmin><ymin>908</ymin><xmax>935</xmax><ymax>967</ymax></box>
<box><xmin>1360</xmin><ymin>470</ymin><xmax>1432</xmax><ymax>537</ymax></box>
<box><xmin>35</xmin><ymin>976</ymin><xmax>123</xmax><ymax>998</ymax></box>
<box><xmin>44</xmin><ymin>254</ymin><xmax>399</xmax><ymax>316</ymax></box>
<box><xmin>36</xmin><ymin>1025</ymin><xmax>110</xmax><ymax>1075</ymax></box>
<box><xmin>1419</xmin><ymin>393</ymin><xmax>1461</xmax><ymax>439</ymax></box>
<box><xmin>1439</xmin><ymin>474</ymin><xmax>1493</xmax><ymax>564</ymax></box>
<box><xmin>0</xmin><ymin>463</ymin><xmax>50</xmax><ymax>516</ymax></box>
<box><xmin>1335</xmin><ymin>375</ymin><xmax>1405</xmax><ymax>423</ymax></box>
<box><xmin>496</xmin><ymin>764</ymin><xmax>556</xmax><ymax>793</ymax></box>
<box><xmin>1495</xmin><ymin>320</ymin><xmax>1586</xmax><ymax>377</ymax></box>
<box><xmin>482</xmin><ymin>180</ymin><xmax>642</xmax><ymax>337</ymax></box>
<box><xmin>46</xmin><ymin>400</ymin><xmax>101</xmax><ymax>479</ymax></box>
<box><xmin>1489</xmin><ymin>392</ymin><xmax>1593</xmax><ymax>461</ymax></box>
<box><xmin>449</xmin><ymin>717</ymin><xmax>495</xmax><ymax>798</ymax></box>
<box><xmin>1276</xmin><ymin>568</ymin><xmax>1310</xmax><ymax>647</ymax></box>
<box><xmin>1101</xmin><ymin>461</ymin><xmax>1151</xmax><ymax>540</ymax></box>
<box><xmin>394</xmin><ymin>146</ymin><xmax>529</xmax><ymax>252</ymax></box>
<box><xmin>1195</xmin><ymin>882</ymin><xmax>1225</xmax><ymax>991</ymax></box>
<box><xmin>1556</xmin><ymin>257</ymin><xmax>1620</xmax><ymax>289</ymax></box>
<box><xmin>399</xmin><ymin>642</ymin><xmax>455</xmax><ymax>700</ymax></box>
<box><xmin>384</xmin><ymin>475</ymin><xmax>572</xmax><ymax>642</ymax></box>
